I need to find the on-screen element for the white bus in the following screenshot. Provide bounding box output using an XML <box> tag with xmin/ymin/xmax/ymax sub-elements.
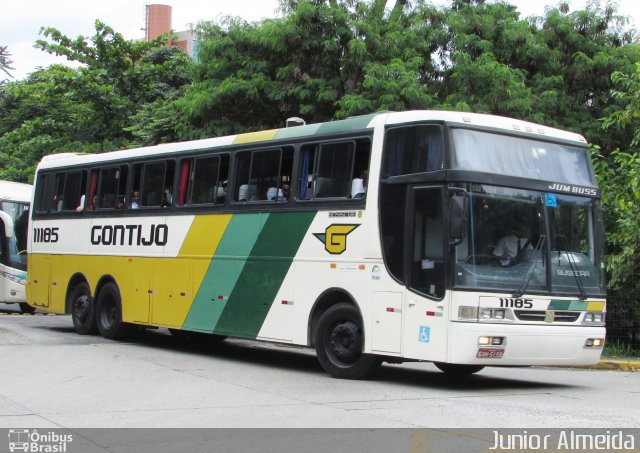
<box><xmin>27</xmin><ymin>111</ymin><xmax>606</xmax><ymax>378</ymax></box>
<box><xmin>0</xmin><ymin>181</ymin><xmax>32</xmax><ymax>313</ymax></box>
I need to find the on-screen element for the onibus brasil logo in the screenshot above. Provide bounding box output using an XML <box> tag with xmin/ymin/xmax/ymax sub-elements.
<box><xmin>8</xmin><ymin>429</ymin><xmax>73</xmax><ymax>452</ymax></box>
<box><xmin>313</xmin><ymin>224</ymin><xmax>360</xmax><ymax>255</ymax></box>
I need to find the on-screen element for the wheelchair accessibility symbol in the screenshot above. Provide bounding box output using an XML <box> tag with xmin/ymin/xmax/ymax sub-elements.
<box><xmin>419</xmin><ymin>325</ymin><xmax>431</xmax><ymax>343</ymax></box>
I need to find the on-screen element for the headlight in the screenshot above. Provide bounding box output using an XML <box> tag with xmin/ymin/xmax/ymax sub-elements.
<box><xmin>1</xmin><ymin>271</ymin><xmax>26</xmax><ymax>286</ymax></box>
<box><xmin>583</xmin><ymin>311</ymin><xmax>606</xmax><ymax>325</ymax></box>
<box><xmin>458</xmin><ymin>306</ymin><xmax>478</xmax><ymax>321</ymax></box>
<box><xmin>479</xmin><ymin>308</ymin><xmax>513</xmax><ymax>322</ymax></box>
<box><xmin>585</xmin><ymin>338</ymin><xmax>605</xmax><ymax>348</ymax></box>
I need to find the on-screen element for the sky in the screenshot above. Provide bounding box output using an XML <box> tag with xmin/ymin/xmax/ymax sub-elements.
<box><xmin>2</xmin><ymin>0</ymin><xmax>640</xmax><ymax>81</ymax></box>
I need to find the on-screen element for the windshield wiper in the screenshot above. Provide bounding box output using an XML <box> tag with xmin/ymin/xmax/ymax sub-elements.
<box><xmin>513</xmin><ymin>235</ymin><xmax>546</xmax><ymax>298</ymax></box>
<box><xmin>558</xmin><ymin>235</ymin><xmax>588</xmax><ymax>300</ymax></box>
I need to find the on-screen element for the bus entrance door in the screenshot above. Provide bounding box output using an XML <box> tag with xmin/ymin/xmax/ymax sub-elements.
<box><xmin>402</xmin><ymin>186</ymin><xmax>448</xmax><ymax>362</ymax></box>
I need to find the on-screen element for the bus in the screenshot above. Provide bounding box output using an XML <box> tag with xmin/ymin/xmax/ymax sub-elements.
<box><xmin>0</xmin><ymin>181</ymin><xmax>32</xmax><ymax>314</ymax></box>
<box><xmin>27</xmin><ymin>111</ymin><xmax>606</xmax><ymax>378</ymax></box>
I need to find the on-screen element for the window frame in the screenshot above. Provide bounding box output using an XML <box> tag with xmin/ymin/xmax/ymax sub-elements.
<box><xmin>295</xmin><ymin>137</ymin><xmax>371</xmax><ymax>203</ymax></box>
<box><xmin>233</xmin><ymin>147</ymin><xmax>287</xmax><ymax>204</ymax></box>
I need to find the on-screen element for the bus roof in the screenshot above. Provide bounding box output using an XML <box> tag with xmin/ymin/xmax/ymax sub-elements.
<box><xmin>0</xmin><ymin>181</ymin><xmax>33</xmax><ymax>203</ymax></box>
<box><xmin>36</xmin><ymin>110</ymin><xmax>587</xmax><ymax>171</ymax></box>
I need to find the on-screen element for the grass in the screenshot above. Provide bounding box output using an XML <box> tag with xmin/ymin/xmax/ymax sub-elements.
<box><xmin>603</xmin><ymin>341</ymin><xmax>640</xmax><ymax>359</ymax></box>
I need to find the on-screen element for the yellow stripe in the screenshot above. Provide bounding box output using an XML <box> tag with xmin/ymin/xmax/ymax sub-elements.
<box><xmin>28</xmin><ymin>214</ymin><xmax>234</xmax><ymax>327</ymax></box>
<box><xmin>178</xmin><ymin>214</ymin><xmax>232</xmax><ymax>258</ymax></box>
<box><xmin>232</xmin><ymin>129</ymin><xmax>278</xmax><ymax>144</ymax></box>
<box><xmin>587</xmin><ymin>301</ymin><xmax>606</xmax><ymax>312</ymax></box>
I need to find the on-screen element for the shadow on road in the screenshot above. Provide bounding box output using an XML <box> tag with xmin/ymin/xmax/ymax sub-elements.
<box><xmin>50</xmin><ymin>325</ymin><xmax>576</xmax><ymax>392</ymax></box>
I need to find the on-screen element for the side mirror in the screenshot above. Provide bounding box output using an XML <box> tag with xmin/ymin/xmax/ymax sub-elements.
<box><xmin>448</xmin><ymin>191</ymin><xmax>468</xmax><ymax>246</ymax></box>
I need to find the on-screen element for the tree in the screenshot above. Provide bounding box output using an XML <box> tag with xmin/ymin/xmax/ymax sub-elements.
<box><xmin>34</xmin><ymin>21</ymin><xmax>193</xmax><ymax>143</ymax></box>
<box><xmin>0</xmin><ymin>45</ymin><xmax>14</xmax><ymax>84</ymax></box>
<box><xmin>0</xmin><ymin>21</ymin><xmax>193</xmax><ymax>181</ymax></box>
<box><xmin>593</xmin><ymin>62</ymin><xmax>640</xmax><ymax>346</ymax></box>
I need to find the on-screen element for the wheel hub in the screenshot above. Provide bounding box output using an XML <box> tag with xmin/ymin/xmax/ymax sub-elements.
<box><xmin>73</xmin><ymin>295</ymin><xmax>90</xmax><ymax>322</ymax></box>
<box><xmin>329</xmin><ymin>321</ymin><xmax>361</xmax><ymax>363</ymax></box>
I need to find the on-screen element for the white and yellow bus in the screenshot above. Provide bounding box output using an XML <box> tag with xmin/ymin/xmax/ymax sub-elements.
<box><xmin>27</xmin><ymin>111</ymin><xmax>606</xmax><ymax>378</ymax></box>
<box><xmin>0</xmin><ymin>181</ymin><xmax>32</xmax><ymax>313</ymax></box>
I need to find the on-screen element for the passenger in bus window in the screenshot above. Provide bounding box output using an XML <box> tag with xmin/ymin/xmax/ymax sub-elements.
<box><xmin>76</xmin><ymin>194</ymin><xmax>85</xmax><ymax>212</ymax></box>
<box><xmin>351</xmin><ymin>170</ymin><xmax>368</xmax><ymax>199</ymax></box>
<box><xmin>162</xmin><ymin>189</ymin><xmax>172</xmax><ymax>208</ymax></box>
<box><xmin>277</xmin><ymin>183</ymin><xmax>290</xmax><ymax>202</ymax></box>
<box><xmin>53</xmin><ymin>195</ymin><xmax>63</xmax><ymax>211</ymax></box>
<box><xmin>130</xmin><ymin>191</ymin><xmax>140</xmax><ymax>209</ymax></box>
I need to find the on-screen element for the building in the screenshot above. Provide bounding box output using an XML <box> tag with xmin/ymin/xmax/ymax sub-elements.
<box><xmin>145</xmin><ymin>4</ymin><xmax>197</xmax><ymax>58</ymax></box>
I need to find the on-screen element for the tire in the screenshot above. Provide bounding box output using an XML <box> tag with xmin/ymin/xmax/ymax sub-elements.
<box><xmin>315</xmin><ymin>302</ymin><xmax>381</xmax><ymax>379</ymax></box>
<box><xmin>19</xmin><ymin>302</ymin><xmax>36</xmax><ymax>314</ymax></box>
<box><xmin>96</xmin><ymin>282</ymin><xmax>130</xmax><ymax>340</ymax></box>
<box><xmin>69</xmin><ymin>282</ymin><xmax>97</xmax><ymax>335</ymax></box>
<box><xmin>434</xmin><ymin>362</ymin><xmax>484</xmax><ymax>376</ymax></box>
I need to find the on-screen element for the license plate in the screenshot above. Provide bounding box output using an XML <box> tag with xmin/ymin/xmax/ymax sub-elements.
<box><xmin>477</xmin><ymin>348</ymin><xmax>504</xmax><ymax>359</ymax></box>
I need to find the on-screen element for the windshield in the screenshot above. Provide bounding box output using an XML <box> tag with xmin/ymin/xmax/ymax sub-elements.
<box><xmin>453</xmin><ymin>184</ymin><xmax>605</xmax><ymax>297</ymax></box>
<box><xmin>1</xmin><ymin>201</ymin><xmax>30</xmax><ymax>268</ymax></box>
<box><xmin>451</xmin><ymin>129</ymin><xmax>594</xmax><ymax>186</ymax></box>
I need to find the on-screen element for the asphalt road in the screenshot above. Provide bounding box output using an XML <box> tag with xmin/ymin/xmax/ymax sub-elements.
<box><xmin>1</xmin><ymin>304</ymin><xmax>639</xmax><ymax>430</ymax></box>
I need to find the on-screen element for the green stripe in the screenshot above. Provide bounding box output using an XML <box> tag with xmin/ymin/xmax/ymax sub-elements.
<box><xmin>213</xmin><ymin>211</ymin><xmax>316</xmax><ymax>338</ymax></box>
<box><xmin>182</xmin><ymin>214</ymin><xmax>265</xmax><ymax>333</ymax></box>
<box><xmin>548</xmin><ymin>300</ymin><xmax>589</xmax><ymax>311</ymax></box>
<box><xmin>272</xmin><ymin>113</ymin><xmax>376</xmax><ymax>141</ymax></box>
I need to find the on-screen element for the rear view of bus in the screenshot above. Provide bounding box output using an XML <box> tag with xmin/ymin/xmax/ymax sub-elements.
<box><xmin>0</xmin><ymin>181</ymin><xmax>32</xmax><ymax>313</ymax></box>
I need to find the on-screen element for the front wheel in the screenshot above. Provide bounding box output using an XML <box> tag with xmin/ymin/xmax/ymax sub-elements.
<box><xmin>96</xmin><ymin>282</ymin><xmax>130</xmax><ymax>340</ymax></box>
<box><xmin>19</xmin><ymin>302</ymin><xmax>36</xmax><ymax>314</ymax></box>
<box><xmin>70</xmin><ymin>282</ymin><xmax>97</xmax><ymax>334</ymax></box>
<box><xmin>315</xmin><ymin>303</ymin><xmax>381</xmax><ymax>379</ymax></box>
<box><xmin>434</xmin><ymin>362</ymin><xmax>484</xmax><ymax>376</ymax></box>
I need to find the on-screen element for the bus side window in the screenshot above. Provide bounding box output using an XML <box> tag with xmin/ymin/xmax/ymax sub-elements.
<box><xmin>97</xmin><ymin>167</ymin><xmax>120</xmax><ymax>209</ymax></box>
<box><xmin>34</xmin><ymin>174</ymin><xmax>49</xmax><ymax>214</ymax></box>
<box><xmin>299</xmin><ymin>138</ymin><xmax>370</xmax><ymax>200</ymax></box>
<box><xmin>383</xmin><ymin>125</ymin><xmax>443</xmax><ymax>177</ymax></box>
<box><xmin>53</xmin><ymin>173</ymin><xmax>65</xmax><ymax>211</ymax></box>
<box><xmin>185</xmin><ymin>154</ymin><xmax>230</xmax><ymax>206</ymax></box>
<box><xmin>137</xmin><ymin>161</ymin><xmax>175</xmax><ymax>208</ymax></box>
<box><xmin>234</xmin><ymin>149</ymin><xmax>288</xmax><ymax>203</ymax></box>
<box><xmin>51</xmin><ymin>171</ymin><xmax>86</xmax><ymax>212</ymax></box>
<box><xmin>218</xmin><ymin>155</ymin><xmax>229</xmax><ymax>204</ymax></box>
<box><xmin>188</xmin><ymin>156</ymin><xmax>218</xmax><ymax>205</ymax></box>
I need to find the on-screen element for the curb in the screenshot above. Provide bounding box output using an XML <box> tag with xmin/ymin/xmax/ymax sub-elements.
<box><xmin>579</xmin><ymin>359</ymin><xmax>640</xmax><ymax>372</ymax></box>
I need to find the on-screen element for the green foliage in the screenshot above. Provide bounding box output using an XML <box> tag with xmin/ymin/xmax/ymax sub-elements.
<box><xmin>603</xmin><ymin>340</ymin><xmax>640</xmax><ymax>358</ymax></box>
<box><xmin>0</xmin><ymin>20</ymin><xmax>193</xmax><ymax>176</ymax></box>
<box><xmin>0</xmin><ymin>45</ymin><xmax>14</xmax><ymax>83</ymax></box>
<box><xmin>591</xmin><ymin>146</ymin><xmax>640</xmax><ymax>290</ymax></box>
<box><xmin>597</xmin><ymin>62</ymin><xmax>640</xmax><ymax>313</ymax></box>
<box><xmin>604</xmin><ymin>62</ymin><xmax>640</xmax><ymax>146</ymax></box>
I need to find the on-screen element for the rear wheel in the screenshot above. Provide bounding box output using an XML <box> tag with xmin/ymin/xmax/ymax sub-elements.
<box><xmin>315</xmin><ymin>302</ymin><xmax>381</xmax><ymax>379</ymax></box>
<box><xmin>434</xmin><ymin>362</ymin><xmax>484</xmax><ymax>376</ymax></box>
<box><xmin>19</xmin><ymin>302</ymin><xmax>36</xmax><ymax>314</ymax></box>
<box><xmin>70</xmin><ymin>282</ymin><xmax>97</xmax><ymax>335</ymax></box>
<box><xmin>96</xmin><ymin>282</ymin><xmax>130</xmax><ymax>340</ymax></box>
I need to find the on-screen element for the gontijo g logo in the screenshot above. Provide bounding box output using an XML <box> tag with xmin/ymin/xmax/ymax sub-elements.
<box><xmin>313</xmin><ymin>224</ymin><xmax>360</xmax><ymax>255</ymax></box>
